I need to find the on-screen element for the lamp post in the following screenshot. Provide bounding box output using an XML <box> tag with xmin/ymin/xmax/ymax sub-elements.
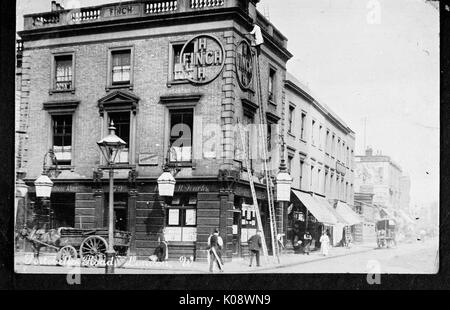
<box><xmin>275</xmin><ymin>138</ymin><xmax>292</xmax><ymax>256</ymax></box>
<box><xmin>97</xmin><ymin>122</ymin><xmax>126</xmax><ymax>274</ymax></box>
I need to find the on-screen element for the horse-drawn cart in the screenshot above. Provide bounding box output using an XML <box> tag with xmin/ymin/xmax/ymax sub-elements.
<box><xmin>21</xmin><ymin>227</ymin><xmax>131</xmax><ymax>267</ymax></box>
<box><xmin>376</xmin><ymin>219</ymin><xmax>397</xmax><ymax>248</ymax></box>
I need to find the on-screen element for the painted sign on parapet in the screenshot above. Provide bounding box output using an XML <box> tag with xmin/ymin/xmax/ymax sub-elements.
<box><xmin>102</xmin><ymin>4</ymin><xmax>140</xmax><ymax>19</ymax></box>
<box><xmin>179</xmin><ymin>34</ymin><xmax>225</xmax><ymax>84</ymax></box>
<box><xmin>235</xmin><ymin>40</ymin><xmax>253</xmax><ymax>89</ymax></box>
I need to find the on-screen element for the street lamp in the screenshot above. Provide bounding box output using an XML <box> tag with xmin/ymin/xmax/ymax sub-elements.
<box><xmin>34</xmin><ymin>150</ymin><xmax>58</xmax><ymax>229</ymax></box>
<box><xmin>157</xmin><ymin>147</ymin><xmax>178</xmax><ymax>198</ymax></box>
<box><xmin>275</xmin><ymin>137</ymin><xmax>292</xmax><ymax>258</ymax></box>
<box><xmin>97</xmin><ymin>121</ymin><xmax>126</xmax><ymax>274</ymax></box>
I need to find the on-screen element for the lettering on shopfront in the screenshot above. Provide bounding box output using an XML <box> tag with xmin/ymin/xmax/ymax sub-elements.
<box><xmin>180</xmin><ymin>34</ymin><xmax>225</xmax><ymax>84</ymax></box>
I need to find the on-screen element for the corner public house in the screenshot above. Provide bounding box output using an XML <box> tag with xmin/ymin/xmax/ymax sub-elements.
<box><xmin>16</xmin><ymin>0</ymin><xmax>295</xmax><ymax>261</ymax></box>
<box><xmin>16</xmin><ymin>0</ymin><xmax>359</xmax><ymax>262</ymax></box>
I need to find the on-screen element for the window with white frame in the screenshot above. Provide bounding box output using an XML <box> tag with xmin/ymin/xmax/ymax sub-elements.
<box><xmin>165</xmin><ymin>194</ymin><xmax>197</xmax><ymax>242</ymax></box>
<box><xmin>169</xmin><ymin>108</ymin><xmax>193</xmax><ymax>163</ymax></box>
<box><xmin>52</xmin><ymin>114</ymin><xmax>72</xmax><ymax>165</ymax></box>
<box><xmin>311</xmin><ymin>120</ymin><xmax>316</xmax><ymax>146</ymax></box>
<box><xmin>54</xmin><ymin>54</ymin><xmax>73</xmax><ymax>91</ymax></box>
<box><xmin>170</xmin><ymin>42</ymin><xmax>195</xmax><ymax>81</ymax></box>
<box><xmin>111</xmin><ymin>50</ymin><xmax>131</xmax><ymax>85</ymax></box>
<box><xmin>107</xmin><ymin>48</ymin><xmax>133</xmax><ymax>89</ymax></box>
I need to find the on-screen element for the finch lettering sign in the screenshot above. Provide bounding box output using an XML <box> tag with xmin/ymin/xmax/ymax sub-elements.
<box><xmin>179</xmin><ymin>34</ymin><xmax>225</xmax><ymax>84</ymax></box>
<box><xmin>235</xmin><ymin>40</ymin><xmax>253</xmax><ymax>89</ymax></box>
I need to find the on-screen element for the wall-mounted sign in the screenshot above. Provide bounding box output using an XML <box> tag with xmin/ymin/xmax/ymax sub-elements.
<box><xmin>138</xmin><ymin>153</ymin><xmax>158</xmax><ymax>166</ymax></box>
<box><xmin>179</xmin><ymin>34</ymin><xmax>225</xmax><ymax>84</ymax></box>
<box><xmin>235</xmin><ymin>40</ymin><xmax>253</xmax><ymax>89</ymax></box>
<box><xmin>102</xmin><ymin>4</ymin><xmax>140</xmax><ymax>19</ymax></box>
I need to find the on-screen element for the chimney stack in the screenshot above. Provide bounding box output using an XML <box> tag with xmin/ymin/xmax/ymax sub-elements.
<box><xmin>51</xmin><ymin>1</ymin><xmax>64</xmax><ymax>12</ymax></box>
<box><xmin>365</xmin><ymin>147</ymin><xmax>373</xmax><ymax>156</ymax></box>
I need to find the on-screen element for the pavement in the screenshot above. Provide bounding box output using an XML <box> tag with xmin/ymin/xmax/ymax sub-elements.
<box><xmin>14</xmin><ymin>241</ymin><xmax>396</xmax><ymax>274</ymax></box>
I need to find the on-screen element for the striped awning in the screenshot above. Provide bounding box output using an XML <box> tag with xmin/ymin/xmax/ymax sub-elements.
<box><xmin>292</xmin><ymin>189</ymin><xmax>337</xmax><ymax>225</ymax></box>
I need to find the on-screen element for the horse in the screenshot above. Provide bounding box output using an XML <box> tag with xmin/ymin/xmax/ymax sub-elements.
<box><xmin>17</xmin><ymin>226</ymin><xmax>61</xmax><ymax>264</ymax></box>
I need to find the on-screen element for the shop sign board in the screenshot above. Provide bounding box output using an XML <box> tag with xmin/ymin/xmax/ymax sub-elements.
<box><xmin>180</xmin><ymin>34</ymin><xmax>225</xmax><ymax>84</ymax></box>
<box><xmin>235</xmin><ymin>40</ymin><xmax>253</xmax><ymax>89</ymax></box>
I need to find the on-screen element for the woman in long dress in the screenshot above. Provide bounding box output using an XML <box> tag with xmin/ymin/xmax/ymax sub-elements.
<box><xmin>320</xmin><ymin>231</ymin><xmax>330</xmax><ymax>256</ymax></box>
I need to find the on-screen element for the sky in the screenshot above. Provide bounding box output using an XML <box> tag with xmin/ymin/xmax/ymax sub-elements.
<box><xmin>16</xmin><ymin>0</ymin><xmax>440</xmax><ymax>207</ymax></box>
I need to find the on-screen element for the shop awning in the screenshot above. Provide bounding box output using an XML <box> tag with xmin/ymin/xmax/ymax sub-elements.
<box><xmin>292</xmin><ymin>189</ymin><xmax>337</xmax><ymax>225</ymax></box>
<box><xmin>335</xmin><ymin>201</ymin><xmax>363</xmax><ymax>226</ymax></box>
<box><xmin>314</xmin><ymin>196</ymin><xmax>348</xmax><ymax>225</ymax></box>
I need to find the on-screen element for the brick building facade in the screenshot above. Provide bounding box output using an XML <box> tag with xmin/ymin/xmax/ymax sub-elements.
<box><xmin>16</xmin><ymin>0</ymin><xmax>293</xmax><ymax>261</ymax></box>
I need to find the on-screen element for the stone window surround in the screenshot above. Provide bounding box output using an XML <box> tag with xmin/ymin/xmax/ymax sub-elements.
<box><xmin>98</xmin><ymin>90</ymin><xmax>140</xmax><ymax>167</ymax></box>
<box><xmin>43</xmin><ymin>99</ymin><xmax>80</xmax><ymax>170</ymax></box>
<box><xmin>159</xmin><ymin>94</ymin><xmax>202</xmax><ymax>168</ymax></box>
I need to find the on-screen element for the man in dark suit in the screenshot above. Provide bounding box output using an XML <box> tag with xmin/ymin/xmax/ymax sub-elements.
<box><xmin>248</xmin><ymin>229</ymin><xmax>263</xmax><ymax>267</ymax></box>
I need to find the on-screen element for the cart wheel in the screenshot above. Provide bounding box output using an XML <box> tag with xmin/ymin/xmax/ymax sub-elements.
<box><xmin>56</xmin><ymin>245</ymin><xmax>78</xmax><ymax>266</ymax></box>
<box><xmin>80</xmin><ymin>236</ymin><xmax>108</xmax><ymax>268</ymax></box>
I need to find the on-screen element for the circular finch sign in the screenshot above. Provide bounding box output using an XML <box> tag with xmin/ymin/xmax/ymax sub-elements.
<box><xmin>235</xmin><ymin>40</ymin><xmax>253</xmax><ymax>89</ymax></box>
<box><xmin>180</xmin><ymin>34</ymin><xmax>225</xmax><ymax>84</ymax></box>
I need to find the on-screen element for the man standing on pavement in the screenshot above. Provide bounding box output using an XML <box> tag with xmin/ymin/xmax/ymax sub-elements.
<box><xmin>248</xmin><ymin>229</ymin><xmax>263</xmax><ymax>267</ymax></box>
<box><xmin>303</xmin><ymin>231</ymin><xmax>312</xmax><ymax>255</ymax></box>
<box><xmin>207</xmin><ymin>228</ymin><xmax>224</xmax><ymax>272</ymax></box>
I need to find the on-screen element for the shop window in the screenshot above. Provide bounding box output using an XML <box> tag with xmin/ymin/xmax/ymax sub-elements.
<box><xmin>165</xmin><ymin>194</ymin><xmax>197</xmax><ymax>242</ymax></box>
<box><xmin>170</xmin><ymin>42</ymin><xmax>195</xmax><ymax>81</ymax></box>
<box><xmin>108</xmin><ymin>111</ymin><xmax>130</xmax><ymax>164</ymax></box>
<box><xmin>54</xmin><ymin>54</ymin><xmax>73</xmax><ymax>91</ymax></box>
<box><xmin>52</xmin><ymin>114</ymin><xmax>72</xmax><ymax>166</ymax></box>
<box><xmin>240</xmin><ymin>203</ymin><xmax>257</xmax><ymax>243</ymax></box>
<box><xmin>169</xmin><ymin>108</ymin><xmax>193</xmax><ymax>163</ymax></box>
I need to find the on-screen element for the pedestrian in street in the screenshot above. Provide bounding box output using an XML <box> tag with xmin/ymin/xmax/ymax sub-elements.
<box><xmin>303</xmin><ymin>231</ymin><xmax>312</xmax><ymax>255</ymax></box>
<box><xmin>248</xmin><ymin>229</ymin><xmax>262</xmax><ymax>267</ymax></box>
<box><xmin>207</xmin><ymin>228</ymin><xmax>224</xmax><ymax>272</ymax></box>
<box><xmin>320</xmin><ymin>230</ymin><xmax>330</xmax><ymax>256</ymax></box>
<box><xmin>155</xmin><ymin>227</ymin><xmax>168</xmax><ymax>262</ymax></box>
